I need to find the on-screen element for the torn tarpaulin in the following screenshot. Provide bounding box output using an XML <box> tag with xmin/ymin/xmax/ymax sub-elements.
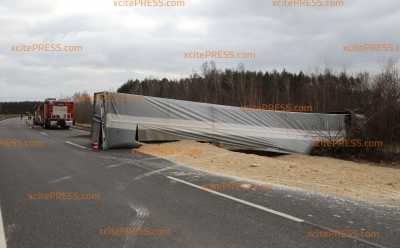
<box><xmin>91</xmin><ymin>92</ymin><xmax>348</xmax><ymax>154</ymax></box>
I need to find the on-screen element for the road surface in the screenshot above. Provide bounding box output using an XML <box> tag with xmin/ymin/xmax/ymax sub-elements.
<box><xmin>0</xmin><ymin>117</ymin><xmax>399</xmax><ymax>248</ymax></box>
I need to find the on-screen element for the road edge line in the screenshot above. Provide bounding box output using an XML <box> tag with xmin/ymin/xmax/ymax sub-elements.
<box><xmin>167</xmin><ymin>176</ymin><xmax>389</xmax><ymax>248</ymax></box>
<box><xmin>166</xmin><ymin>176</ymin><xmax>304</xmax><ymax>223</ymax></box>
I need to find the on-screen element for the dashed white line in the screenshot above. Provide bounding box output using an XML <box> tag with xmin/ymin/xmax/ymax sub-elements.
<box><xmin>0</xmin><ymin>206</ymin><xmax>8</xmax><ymax>248</ymax></box>
<box><xmin>48</xmin><ymin>176</ymin><xmax>72</xmax><ymax>184</ymax></box>
<box><xmin>167</xmin><ymin>176</ymin><xmax>304</xmax><ymax>223</ymax></box>
<box><xmin>106</xmin><ymin>162</ymin><xmax>128</xmax><ymax>169</ymax></box>
<box><xmin>65</xmin><ymin>141</ymin><xmax>88</xmax><ymax>150</ymax></box>
<box><xmin>39</xmin><ymin>132</ymin><xmax>48</xmax><ymax>136</ymax></box>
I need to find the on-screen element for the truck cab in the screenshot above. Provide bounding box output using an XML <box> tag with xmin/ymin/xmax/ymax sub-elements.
<box><xmin>34</xmin><ymin>98</ymin><xmax>75</xmax><ymax>129</ymax></box>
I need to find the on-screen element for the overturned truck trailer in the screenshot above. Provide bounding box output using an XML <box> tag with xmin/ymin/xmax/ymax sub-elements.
<box><xmin>91</xmin><ymin>92</ymin><xmax>349</xmax><ymax>154</ymax></box>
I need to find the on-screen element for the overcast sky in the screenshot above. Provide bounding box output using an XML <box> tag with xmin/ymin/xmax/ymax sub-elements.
<box><xmin>1</xmin><ymin>0</ymin><xmax>399</xmax><ymax>101</ymax></box>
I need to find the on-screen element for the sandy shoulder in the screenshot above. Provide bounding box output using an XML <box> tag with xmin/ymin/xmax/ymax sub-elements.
<box><xmin>132</xmin><ymin>140</ymin><xmax>400</xmax><ymax>207</ymax></box>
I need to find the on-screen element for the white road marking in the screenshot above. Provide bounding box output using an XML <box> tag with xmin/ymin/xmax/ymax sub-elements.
<box><xmin>100</xmin><ymin>156</ymin><xmax>165</xmax><ymax>172</ymax></box>
<box><xmin>39</xmin><ymin>132</ymin><xmax>48</xmax><ymax>136</ymax></box>
<box><xmin>48</xmin><ymin>176</ymin><xmax>72</xmax><ymax>184</ymax></box>
<box><xmin>0</xmin><ymin>206</ymin><xmax>8</xmax><ymax>248</ymax></box>
<box><xmin>106</xmin><ymin>162</ymin><xmax>128</xmax><ymax>169</ymax></box>
<box><xmin>65</xmin><ymin>141</ymin><xmax>88</xmax><ymax>150</ymax></box>
<box><xmin>129</xmin><ymin>203</ymin><xmax>150</xmax><ymax>219</ymax></box>
<box><xmin>122</xmin><ymin>203</ymin><xmax>150</xmax><ymax>248</ymax></box>
<box><xmin>167</xmin><ymin>176</ymin><xmax>304</xmax><ymax>223</ymax></box>
<box><xmin>119</xmin><ymin>166</ymin><xmax>176</xmax><ymax>191</ymax></box>
<box><xmin>132</xmin><ymin>166</ymin><xmax>175</xmax><ymax>181</ymax></box>
<box><xmin>101</xmin><ymin>155</ymin><xmax>165</xmax><ymax>163</ymax></box>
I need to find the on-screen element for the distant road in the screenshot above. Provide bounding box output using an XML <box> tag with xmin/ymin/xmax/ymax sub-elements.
<box><xmin>0</xmin><ymin>115</ymin><xmax>18</xmax><ymax>121</ymax></box>
<box><xmin>0</xmin><ymin>117</ymin><xmax>398</xmax><ymax>248</ymax></box>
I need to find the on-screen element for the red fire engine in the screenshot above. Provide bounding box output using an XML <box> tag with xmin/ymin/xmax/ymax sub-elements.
<box><xmin>34</xmin><ymin>98</ymin><xmax>75</xmax><ymax>129</ymax></box>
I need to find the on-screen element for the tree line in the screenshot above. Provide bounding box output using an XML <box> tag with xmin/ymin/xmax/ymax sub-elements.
<box><xmin>0</xmin><ymin>101</ymin><xmax>39</xmax><ymax>115</ymax></box>
<box><xmin>117</xmin><ymin>61</ymin><xmax>400</xmax><ymax>153</ymax></box>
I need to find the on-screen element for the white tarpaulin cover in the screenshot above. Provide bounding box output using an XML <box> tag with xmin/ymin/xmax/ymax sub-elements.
<box><xmin>91</xmin><ymin>92</ymin><xmax>348</xmax><ymax>154</ymax></box>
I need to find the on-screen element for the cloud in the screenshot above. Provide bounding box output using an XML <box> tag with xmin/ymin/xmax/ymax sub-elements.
<box><xmin>1</xmin><ymin>0</ymin><xmax>399</xmax><ymax>100</ymax></box>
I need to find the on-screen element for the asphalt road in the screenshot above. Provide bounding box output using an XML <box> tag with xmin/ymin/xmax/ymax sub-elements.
<box><xmin>0</xmin><ymin>117</ymin><xmax>399</xmax><ymax>248</ymax></box>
